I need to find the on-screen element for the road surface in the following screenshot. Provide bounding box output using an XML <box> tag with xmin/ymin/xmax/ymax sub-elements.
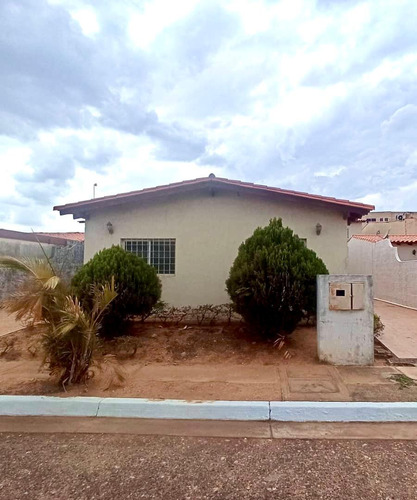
<box><xmin>1</xmin><ymin>431</ymin><xmax>416</xmax><ymax>499</ymax></box>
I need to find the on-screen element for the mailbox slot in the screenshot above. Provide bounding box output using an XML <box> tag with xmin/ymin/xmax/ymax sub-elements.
<box><xmin>329</xmin><ymin>282</ymin><xmax>365</xmax><ymax>311</ymax></box>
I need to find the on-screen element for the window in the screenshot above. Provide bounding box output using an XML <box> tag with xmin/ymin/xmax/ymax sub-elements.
<box><xmin>385</xmin><ymin>218</ymin><xmax>388</xmax><ymax>221</ymax></box>
<box><xmin>123</xmin><ymin>239</ymin><xmax>176</xmax><ymax>274</ymax></box>
<box><xmin>380</xmin><ymin>218</ymin><xmax>383</xmax><ymax>222</ymax></box>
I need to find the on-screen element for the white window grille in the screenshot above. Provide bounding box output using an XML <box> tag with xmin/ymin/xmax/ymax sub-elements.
<box><xmin>122</xmin><ymin>239</ymin><xmax>176</xmax><ymax>275</ymax></box>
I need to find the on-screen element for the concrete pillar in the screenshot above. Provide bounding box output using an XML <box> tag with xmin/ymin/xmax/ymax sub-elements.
<box><xmin>317</xmin><ymin>274</ymin><xmax>374</xmax><ymax>365</ymax></box>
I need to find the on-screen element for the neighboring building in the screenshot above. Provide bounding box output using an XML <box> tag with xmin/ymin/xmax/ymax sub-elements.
<box><xmin>363</xmin><ymin>211</ymin><xmax>417</xmax><ymax>223</ymax></box>
<box><xmin>348</xmin><ymin>211</ymin><xmax>417</xmax><ymax>238</ymax></box>
<box><xmin>0</xmin><ymin>229</ymin><xmax>70</xmax><ymax>258</ymax></box>
<box><xmin>350</xmin><ymin>234</ymin><xmax>417</xmax><ymax>262</ymax></box>
<box><xmin>54</xmin><ymin>175</ymin><xmax>373</xmax><ymax>306</ymax></box>
<box><xmin>0</xmin><ymin>229</ymin><xmax>84</xmax><ymax>300</ymax></box>
<box><xmin>36</xmin><ymin>232</ymin><xmax>85</xmax><ymax>242</ymax></box>
<box><xmin>348</xmin><ymin>234</ymin><xmax>417</xmax><ymax>309</ymax></box>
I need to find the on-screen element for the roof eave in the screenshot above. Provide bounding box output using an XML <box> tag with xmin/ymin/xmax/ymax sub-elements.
<box><xmin>53</xmin><ymin>177</ymin><xmax>374</xmax><ymax>218</ymax></box>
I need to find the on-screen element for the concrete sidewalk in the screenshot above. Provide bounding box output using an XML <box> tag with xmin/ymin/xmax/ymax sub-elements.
<box><xmin>375</xmin><ymin>299</ymin><xmax>417</xmax><ymax>360</ymax></box>
<box><xmin>2</xmin><ymin>360</ymin><xmax>417</xmax><ymax>402</ymax></box>
<box><xmin>109</xmin><ymin>362</ymin><xmax>417</xmax><ymax>402</ymax></box>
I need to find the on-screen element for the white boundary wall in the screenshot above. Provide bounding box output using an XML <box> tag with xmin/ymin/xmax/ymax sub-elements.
<box><xmin>348</xmin><ymin>238</ymin><xmax>417</xmax><ymax>309</ymax></box>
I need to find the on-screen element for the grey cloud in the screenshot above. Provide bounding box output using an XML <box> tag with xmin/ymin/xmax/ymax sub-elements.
<box><xmin>197</xmin><ymin>152</ymin><xmax>228</xmax><ymax>167</ymax></box>
<box><xmin>147</xmin><ymin>122</ymin><xmax>208</xmax><ymax>162</ymax></box>
<box><xmin>0</xmin><ymin>0</ymin><xmax>152</xmax><ymax>139</ymax></box>
<box><xmin>13</xmin><ymin>134</ymin><xmax>122</xmax><ymax>207</ymax></box>
<box><xmin>157</xmin><ymin>1</ymin><xmax>241</xmax><ymax>73</ymax></box>
<box><xmin>0</xmin><ymin>1</ymin><xmax>105</xmax><ymax>136</ymax></box>
<box><xmin>100</xmin><ymin>102</ymin><xmax>158</xmax><ymax>136</ymax></box>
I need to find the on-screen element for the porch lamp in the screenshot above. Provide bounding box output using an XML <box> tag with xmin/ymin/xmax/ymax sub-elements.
<box><xmin>106</xmin><ymin>221</ymin><xmax>114</xmax><ymax>234</ymax></box>
<box><xmin>315</xmin><ymin>222</ymin><xmax>322</xmax><ymax>235</ymax></box>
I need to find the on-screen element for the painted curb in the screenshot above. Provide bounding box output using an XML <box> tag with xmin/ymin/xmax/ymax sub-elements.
<box><xmin>0</xmin><ymin>396</ymin><xmax>102</xmax><ymax>417</ymax></box>
<box><xmin>270</xmin><ymin>401</ymin><xmax>417</xmax><ymax>422</ymax></box>
<box><xmin>1</xmin><ymin>396</ymin><xmax>417</xmax><ymax>422</ymax></box>
<box><xmin>98</xmin><ymin>399</ymin><xmax>270</xmax><ymax>420</ymax></box>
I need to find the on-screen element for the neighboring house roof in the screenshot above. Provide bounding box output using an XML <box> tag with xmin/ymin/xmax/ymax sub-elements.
<box><xmin>389</xmin><ymin>235</ymin><xmax>417</xmax><ymax>245</ymax></box>
<box><xmin>0</xmin><ymin>228</ymin><xmax>69</xmax><ymax>246</ymax></box>
<box><xmin>54</xmin><ymin>175</ymin><xmax>374</xmax><ymax>220</ymax></box>
<box><xmin>36</xmin><ymin>232</ymin><xmax>85</xmax><ymax>242</ymax></box>
<box><xmin>351</xmin><ymin>234</ymin><xmax>417</xmax><ymax>245</ymax></box>
<box><xmin>351</xmin><ymin>234</ymin><xmax>383</xmax><ymax>243</ymax></box>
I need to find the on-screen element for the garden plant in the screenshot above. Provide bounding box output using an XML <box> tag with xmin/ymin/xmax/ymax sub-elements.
<box><xmin>71</xmin><ymin>245</ymin><xmax>161</xmax><ymax>337</ymax></box>
<box><xmin>226</xmin><ymin>218</ymin><xmax>328</xmax><ymax>337</ymax></box>
<box><xmin>1</xmin><ymin>253</ymin><xmax>117</xmax><ymax>387</ymax></box>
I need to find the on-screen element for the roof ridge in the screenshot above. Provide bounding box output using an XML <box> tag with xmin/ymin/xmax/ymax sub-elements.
<box><xmin>54</xmin><ymin>175</ymin><xmax>374</xmax><ymax>216</ymax></box>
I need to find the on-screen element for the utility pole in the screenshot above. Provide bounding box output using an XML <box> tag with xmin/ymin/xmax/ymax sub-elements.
<box><xmin>93</xmin><ymin>183</ymin><xmax>97</xmax><ymax>199</ymax></box>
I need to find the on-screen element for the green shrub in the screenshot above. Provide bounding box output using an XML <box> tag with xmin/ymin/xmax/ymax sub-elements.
<box><xmin>72</xmin><ymin>246</ymin><xmax>161</xmax><ymax>337</ymax></box>
<box><xmin>226</xmin><ymin>218</ymin><xmax>328</xmax><ymax>336</ymax></box>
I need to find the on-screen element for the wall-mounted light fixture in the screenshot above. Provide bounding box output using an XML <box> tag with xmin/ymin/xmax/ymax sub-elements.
<box><xmin>316</xmin><ymin>222</ymin><xmax>322</xmax><ymax>235</ymax></box>
<box><xmin>106</xmin><ymin>221</ymin><xmax>114</xmax><ymax>234</ymax></box>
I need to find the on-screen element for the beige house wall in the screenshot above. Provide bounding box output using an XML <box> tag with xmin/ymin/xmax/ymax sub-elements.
<box><xmin>84</xmin><ymin>190</ymin><xmax>348</xmax><ymax>306</ymax></box>
<box><xmin>348</xmin><ymin>237</ymin><xmax>417</xmax><ymax>309</ymax></box>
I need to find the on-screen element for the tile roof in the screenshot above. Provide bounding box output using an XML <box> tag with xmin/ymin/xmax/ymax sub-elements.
<box><xmin>54</xmin><ymin>175</ymin><xmax>374</xmax><ymax>218</ymax></box>
<box><xmin>351</xmin><ymin>234</ymin><xmax>417</xmax><ymax>245</ymax></box>
<box><xmin>351</xmin><ymin>234</ymin><xmax>383</xmax><ymax>243</ymax></box>
<box><xmin>388</xmin><ymin>235</ymin><xmax>417</xmax><ymax>245</ymax></box>
<box><xmin>0</xmin><ymin>228</ymin><xmax>69</xmax><ymax>245</ymax></box>
<box><xmin>36</xmin><ymin>232</ymin><xmax>85</xmax><ymax>242</ymax></box>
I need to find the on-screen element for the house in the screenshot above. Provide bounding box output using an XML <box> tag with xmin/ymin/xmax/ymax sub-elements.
<box><xmin>348</xmin><ymin>211</ymin><xmax>417</xmax><ymax>238</ymax></box>
<box><xmin>0</xmin><ymin>228</ymin><xmax>84</xmax><ymax>258</ymax></box>
<box><xmin>54</xmin><ymin>175</ymin><xmax>373</xmax><ymax>306</ymax></box>
<box><xmin>0</xmin><ymin>229</ymin><xmax>84</xmax><ymax>300</ymax></box>
<box><xmin>348</xmin><ymin>234</ymin><xmax>417</xmax><ymax>309</ymax></box>
<box><xmin>350</xmin><ymin>234</ymin><xmax>417</xmax><ymax>262</ymax></box>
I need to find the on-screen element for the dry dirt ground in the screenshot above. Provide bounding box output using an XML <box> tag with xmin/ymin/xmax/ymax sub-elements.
<box><xmin>1</xmin><ymin>433</ymin><xmax>417</xmax><ymax>500</ymax></box>
<box><xmin>1</xmin><ymin>321</ymin><xmax>416</xmax><ymax>401</ymax></box>
<box><xmin>0</xmin><ymin>321</ymin><xmax>313</xmax><ymax>397</ymax></box>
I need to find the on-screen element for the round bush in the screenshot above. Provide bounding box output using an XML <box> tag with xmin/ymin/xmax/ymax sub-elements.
<box><xmin>226</xmin><ymin>218</ymin><xmax>328</xmax><ymax>336</ymax></box>
<box><xmin>71</xmin><ymin>245</ymin><xmax>161</xmax><ymax>337</ymax></box>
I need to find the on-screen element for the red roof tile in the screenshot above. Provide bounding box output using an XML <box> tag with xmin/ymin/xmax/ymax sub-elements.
<box><xmin>0</xmin><ymin>228</ymin><xmax>69</xmax><ymax>245</ymax></box>
<box><xmin>36</xmin><ymin>232</ymin><xmax>84</xmax><ymax>242</ymax></box>
<box><xmin>351</xmin><ymin>234</ymin><xmax>383</xmax><ymax>243</ymax></box>
<box><xmin>54</xmin><ymin>175</ymin><xmax>374</xmax><ymax>219</ymax></box>
<box><xmin>351</xmin><ymin>234</ymin><xmax>417</xmax><ymax>245</ymax></box>
<box><xmin>388</xmin><ymin>235</ymin><xmax>417</xmax><ymax>245</ymax></box>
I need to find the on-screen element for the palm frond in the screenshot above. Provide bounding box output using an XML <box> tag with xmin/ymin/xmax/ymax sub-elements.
<box><xmin>0</xmin><ymin>256</ymin><xmax>42</xmax><ymax>276</ymax></box>
<box><xmin>42</xmin><ymin>286</ymin><xmax>118</xmax><ymax>387</ymax></box>
<box><xmin>44</xmin><ymin>275</ymin><xmax>61</xmax><ymax>290</ymax></box>
<box><xmin>0</xmin><ymin>255</ymin><xmax>67</xmax><ymax>325</ymax></box>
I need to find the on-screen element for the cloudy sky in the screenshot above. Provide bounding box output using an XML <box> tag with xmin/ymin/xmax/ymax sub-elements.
<box><xmin>1</xmin><ymin>0</ymin><xmax>417</xmax><ymax>232</ymax></box>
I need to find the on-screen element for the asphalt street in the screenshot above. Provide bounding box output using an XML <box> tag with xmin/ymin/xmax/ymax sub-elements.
<box><xmin>1</xmin><ymin>432</ymin><xmax>416</xmax><ymax>499</ymax></box>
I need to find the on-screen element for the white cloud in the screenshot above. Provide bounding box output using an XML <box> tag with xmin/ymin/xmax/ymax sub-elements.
<box><xmin>1</xmin><ymin>0</ymin><xmax>417</xmax><ymax>232</ymax></box>
<box><xmin>70</xmin><ymin>7</ymin><xmax>100</xmax><ymax>36</ymax></box>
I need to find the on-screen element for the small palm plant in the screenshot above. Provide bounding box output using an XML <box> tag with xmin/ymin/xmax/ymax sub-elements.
<box><xmin>1</xmin><ymin>254</ymin><xmax>119</xmax><ymax>388</ymax></box>
<box><xmin>0</xmin><ymin>256</ymin><xmax>65</xmax><ymax>325</ymax></box>
<box><xmin>42</xmin><ymin>282</ymin><xmax>117</xmax><ymax>386</ymax></box>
